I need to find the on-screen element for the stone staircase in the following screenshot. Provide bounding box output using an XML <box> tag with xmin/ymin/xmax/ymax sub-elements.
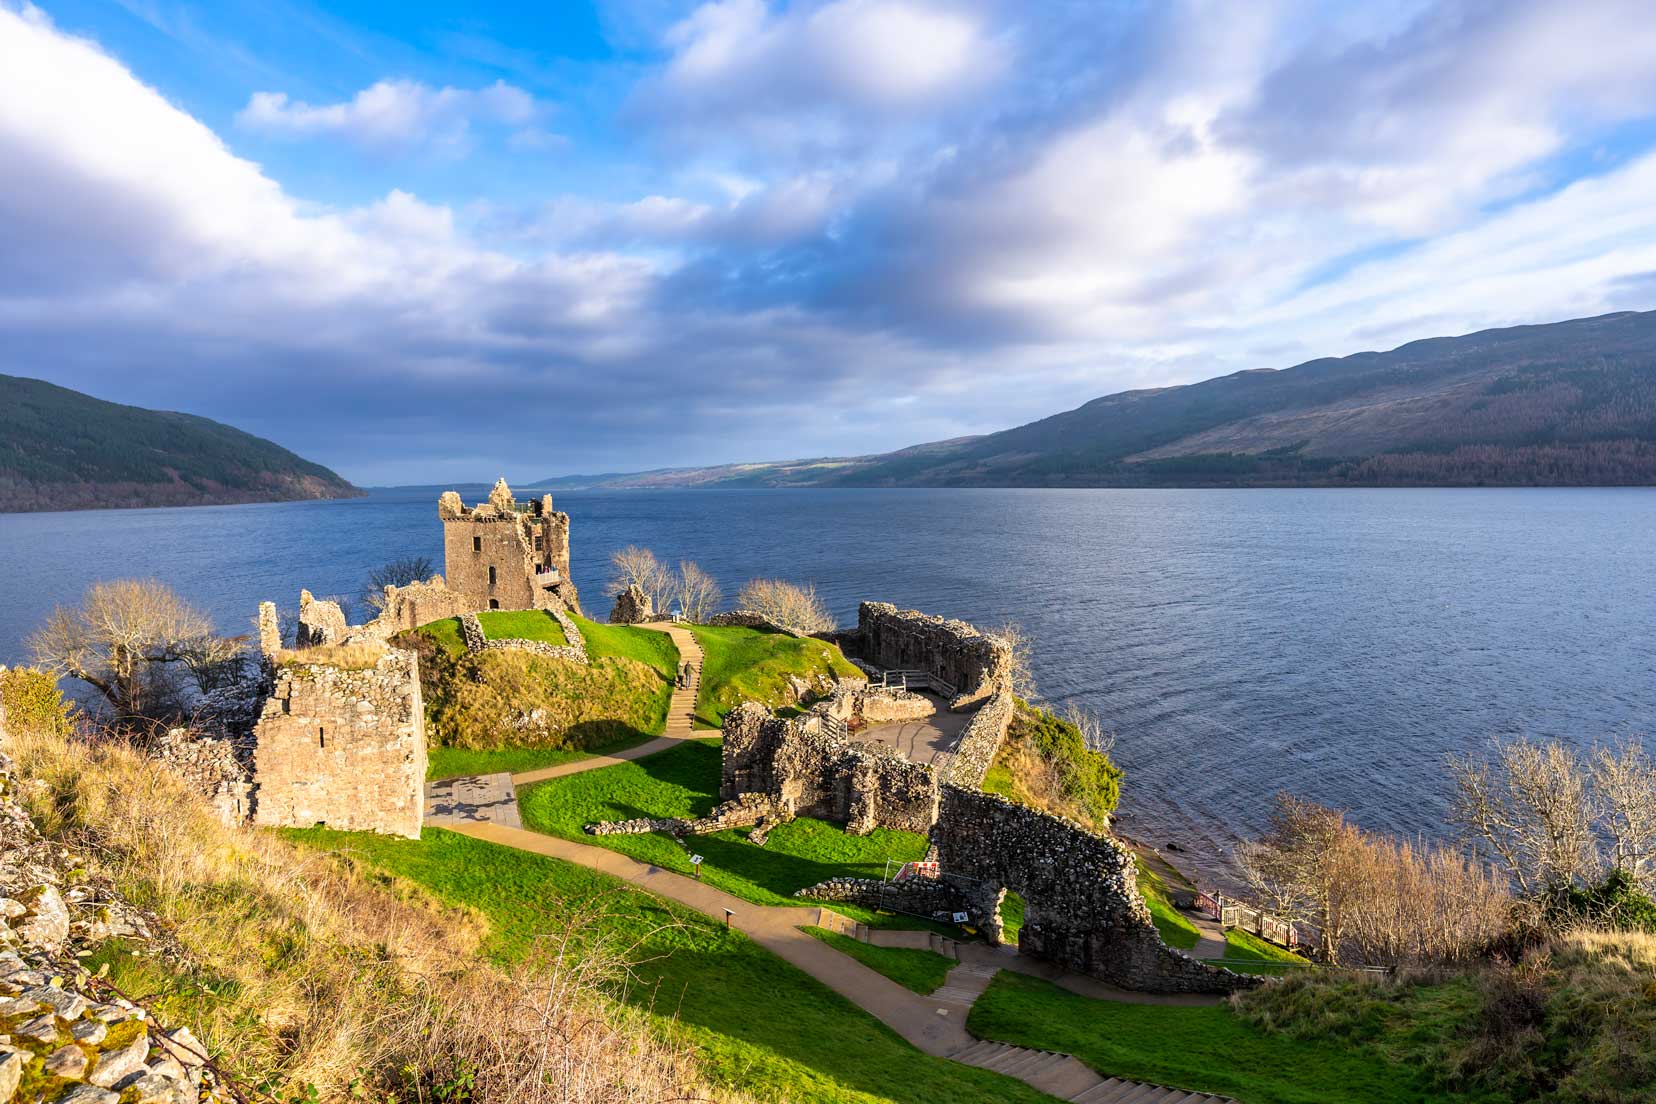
<box><xmin>654</xmin><ymin>622</ymin><xmax>703</xmax><ymax>736</ymax></box>
<box><xmin>808</xmin><ymin>910</ymin><xmax>1236</xmax><ymax>1104</ymax></box>
<box><xmin>951</xmin><ymin>1039</ymin><xmax>1235</xmax><ymax>1103</ymax></box>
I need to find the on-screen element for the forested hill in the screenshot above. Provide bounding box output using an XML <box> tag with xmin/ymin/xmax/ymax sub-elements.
<box><xmin>0</xmin><ymin>375</ymin><xmax>362</xmax><ymax>512</ymax></box>
<box><xmin>538</xmin><ymin>309</ymin><xmax>1656</xmax><ymax>489</ymax></box>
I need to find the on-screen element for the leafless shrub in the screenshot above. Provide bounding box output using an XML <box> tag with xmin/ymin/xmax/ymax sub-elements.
<box><xmin>1588</xmin><ymin>738</ymin><xmax>1656</xmax><ymax>893</ymax></box>
<box><xmin>988</xmin><ymin>620</ymin><xmax>1036</xmax><ymax>698</ymax></box>
<box><xmin>735</xmin><ymin>579</ymin><xmax>835</xmax><ymax>634</ymax></box>
<box><xmin>673</xmin><ymin>561</ymin><xmax>724</xmax><ymax>623</ymax></box>
<box><xmin>1237</xmin><ymin>793</ymin><xmax>1511</xmax><ymax>966</ymax></box>
<box><xmin>608</xmin><ymin>547</ymin><xmax>673</xmax><ymax>610</ymax></box>
<box><xmin>1061</xmin><ymin>703</ymin><xmax>1116</xmax><ymax>759</ymax></box>
<box><xmin>29</xmin><ymin>579</ymin><xmax>243</xmax><ymax>722</ymax></box>
<box><xmin>360</xmin><ymin>556</ymin><xmax>435</xmax><ymax>613</ymax></box>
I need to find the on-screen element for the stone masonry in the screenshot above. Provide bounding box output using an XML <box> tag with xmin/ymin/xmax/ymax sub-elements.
<box><xmin>439</xmin><ymin>479</ymin><xmax>579</xmax><ymax>614</ymax></box>
<box><xmin>608</xmin><ymin>583</ymin><xmax>653</xmax><ymax>625</ymax></box>
<box><xmin>929</xmin><ymin>785</ymin><xmax>1256</xmax><ymax>994</ymax></box>
<box><xmin>720</xmin><ymin>703</ymin><xmax>938</xmax><ymax>834</ymax></box>
<box><xmin>249</xmin><ymin>646</ymin><xmax>427</xmax><ymax>839</ymax></box>
<box><xmin>938</xmin><ymin>688</ymin><xmax>1014</xmax><ymax>788</ymax></box>
<box><xmin>842</xmin><ymin>602</ymin><xmax>1012</xmax><ymax>709</ymax></box>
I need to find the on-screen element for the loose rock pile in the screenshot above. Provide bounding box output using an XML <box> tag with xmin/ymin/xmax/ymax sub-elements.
<box><xmin>0</xmin><ymin>752</ymin><xmax>222</xmax><ymax>1104</ymax></box>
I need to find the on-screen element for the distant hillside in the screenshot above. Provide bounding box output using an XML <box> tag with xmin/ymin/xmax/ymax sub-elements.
<box><xmin>539</xmin><ymin>310</ymin><xmax>1656</xmax><ymax>489</ymax></box>
<box><xmin>0</xmin><ymin>375</ymin><xmax>362</xmax><ymax>512</ymax></box>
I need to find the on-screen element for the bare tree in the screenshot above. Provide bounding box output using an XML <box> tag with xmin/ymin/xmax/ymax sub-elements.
<box><xmin>1448</xmin><ymin>739</ymin><xmax>1599</xmax><ymax>898</ymax></box>
<box><xmin>1589</xmin><ymin>737</ymin><xmax>1656</xmax><ymax>892</ymax></box>
<box><xmin>29</xmin><ymin>580</ymin><xmax>242</xmax><ymax>722</ymax></box>
<box><xmin>989</xmin><ymin>620</ymin><xmax>1037</xmax><ymax>698</ymax></box>
<box><xmin>607</xmin><ymin>546</ymin><xmax>671</xmax><ymax>610</ymax></box>
<box><xmin>672</xmin><ymin>561</ymin><xmax>723</xmax><ymax>622</ymax></box>
<box><xmin>1235</xmin><ymin>793</ymin><xmax>1359</xmax><ymax>962</ymax></box>
<box><xmin>1062</xmin><ymin>703</ymin><xmax>1116</xmax><ymax>759</ymax></box>
<box><xmin>736</xmin><ymin>578</ymin><xmax>836</xmax><ymax>634</ymax></box>
<box><xmin>360</xmin><ymin>555</ymin><xmax>435</xmax><ymax>613</ymax></box>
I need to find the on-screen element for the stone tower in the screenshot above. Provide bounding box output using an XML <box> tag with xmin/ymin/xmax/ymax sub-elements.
<box><xmin>438</xmin><ymin>478</ymin><xmax>579</xmax><ymax>613</ymax></box>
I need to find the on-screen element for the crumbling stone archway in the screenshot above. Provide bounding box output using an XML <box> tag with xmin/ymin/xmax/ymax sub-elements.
<box><xmin>929</xmin><ymin>785</ymin><xmax>1256</xmax><ymax>994</ymax></box>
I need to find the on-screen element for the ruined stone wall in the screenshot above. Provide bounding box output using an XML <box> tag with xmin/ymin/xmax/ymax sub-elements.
<box><xmin>704</xmin><ymin>610</ymin><xmax>805</xmax><ymax>637</ymax></box>
<box><xmin>609</xmin><ymin>584</ymin><xmax>653</xmax><ymax>625</ymax></box>
<box><xmin>295</xmin><ymin>590</ymin><xmax>349</xmax><ymax>648</ymax></box>
<box><xmin>939</xmin><ymin>689</ymin><xmax>1014</xmax><ymax>788</ymax></box>
<box><xmin>721</xmin><ymin>704</ymin><xmax>937</xmax><ymax>834</ymax></box>
<box><xmin>361</xmin><ymin>576</ymin><xmax>475</xmax><ymax>637</ymax></box>
<box><xmin>847</xmin><ymin>603</ymin><xmax>1011</xmax><ymax>709</ymax></box>
<box><xmin>930</xmin><ymin>786</ymin><xmax>1255</xmax><ymax>993</ymax></box>
<box><xmin>151</xmin><ymin>729</ymin><xmax>254</xmax><ymax>828</ymax></box>
<box><xmin>439</xmin><ymin>480</ymin><xmax>579</xmax><ymax>614</ymax></box>
<box><xmin>795</xmin><ymin>875</ymin><xmax>965</xmax><ymax>919</ymax></box>
<box><xmin>250</xmin><ymin>648</ymin><xmax>426</xmax><ymax>839</ymax></box>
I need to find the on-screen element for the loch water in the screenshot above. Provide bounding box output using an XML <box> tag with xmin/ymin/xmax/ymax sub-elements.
<box><xmin>2</xmin><ymin>486</ymin><xmax>1652</xmax><ymax>885</ymax></box>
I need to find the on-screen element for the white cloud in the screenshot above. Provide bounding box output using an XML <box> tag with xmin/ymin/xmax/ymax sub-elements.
<box><xmin>237</xmin><ymin>78</ymin><xmax>544</xmax><ymax>152</ymax></box>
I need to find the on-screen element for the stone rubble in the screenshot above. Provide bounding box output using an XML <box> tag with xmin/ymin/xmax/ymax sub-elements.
<box><xmin>0</xmin><ymin>742</ymin><xmax>226</xmax><ymax>1104</ymax></box>
<box><xmin>607</xmin><ymin>585</ymin><xmax>653</xmax><ymax>626</ymax></box>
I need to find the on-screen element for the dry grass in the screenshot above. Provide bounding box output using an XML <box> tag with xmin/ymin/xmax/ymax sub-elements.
<box><xmin>5</xmin><ymin>720</ymin><xmax>710</xmax><ymax>1103</ymax></box>
<box><xmin>274</xmin><ymin>642</ymin><xmax>388</xmax><ymax>670</ymax></box>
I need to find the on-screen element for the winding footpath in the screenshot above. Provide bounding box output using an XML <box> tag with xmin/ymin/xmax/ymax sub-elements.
<box><xmin>428</xmin><ymin>620</ymin><xmax>1234</xmax><ymax>1104</ymax></box>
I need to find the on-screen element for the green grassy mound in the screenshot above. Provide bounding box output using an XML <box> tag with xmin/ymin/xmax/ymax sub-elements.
<box><xmin>968</xmin><ymin>971</ymin><xmax>1464</xmax><ymax>1104</ymax></box>
<box><xmin>687</xmin><ymin>624</ymin><xmax>861</xmax><ymax>727</ymax></box>
<box><xmin>411</xmin><ymin>616</ymin><xmax>680</xmax><ymax>780</ymax></box>
<box><xmin>289</xmin><ymin>827</ymin><xmax>1052</xmax><ymax>1104</ymax></box>
<box><xmin>416</xmin><ymin>616</ymin><xmax>467</xmax><ymax>658</ymax></box>
<box><xmin>803</xmin><ymin>928</ymin><xmax>956</xmax><ymax>995</ymax></box>
<box><xmin>518</xmin><ymin>740</ymin><xmax>942</xmax><ymax>929</ymax></box>
<box><xmin>476</xmin><ymin>609</ymin><xmax>568</xmax><ymax>645</ymax></box>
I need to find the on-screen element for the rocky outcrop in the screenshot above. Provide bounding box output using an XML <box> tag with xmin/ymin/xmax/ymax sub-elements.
<box><xmin>608</xmin><ymin>585</ymin><xmax>653</xmax><ymax>625</ymax></box>
<box><xmin>0</xmin><ymin>750</ymin><xmax>223</xmax><ymax>1104</ymax></box>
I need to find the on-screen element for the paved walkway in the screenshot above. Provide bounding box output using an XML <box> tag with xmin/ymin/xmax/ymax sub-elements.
<box><xmin>510</xmin><ymin>621</ymin><xmax>705</xmax><ymax>786</ymax></box>
<box><xmin>424</xmin><ymin>772</ymin><xmax>522</xmax><ymax>828</ymax></box>
<box><xmin>427</xmin><ymin>619</ymin><xmax>1232</xmax><ymax>1102</ymax></box>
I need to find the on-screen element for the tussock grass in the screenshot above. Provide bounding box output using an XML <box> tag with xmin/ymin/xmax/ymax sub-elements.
<box><xmin>275</xmin><ymin>641</ymin><xmax>387</xmax><ymax>669</ymax></box>
<box><xmin>4</xmin><ymin>721</ymin><xmax>703</xmax><ymax>1103</ymax></box>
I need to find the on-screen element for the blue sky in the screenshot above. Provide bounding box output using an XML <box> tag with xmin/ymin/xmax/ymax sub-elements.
<box><xmin>5</xmin><ymin>0</ymin><xmax>1656</xmax><ymax>484</ymax></box>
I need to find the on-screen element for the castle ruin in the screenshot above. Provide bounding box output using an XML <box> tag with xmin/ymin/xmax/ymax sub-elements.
<box><xmin>439</xmin><ymin>478</ymin><xmax>579</xmax><ymax>614</ymax></box>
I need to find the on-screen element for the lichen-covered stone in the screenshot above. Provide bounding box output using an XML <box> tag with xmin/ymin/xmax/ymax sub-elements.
<box><xmin>88</xmin><ymin>1028</ymin><xmax>150</xmax><ymax>1088</ymax></box>
<box><xmin>43</xmin><ymin>1044</ymin><xmax>88</xmax><ymax>1080</ymax></box>
<box><xmin>0</xmin><ymin>1047</ymin><xmax>25</xmax><ymax>1103</ymax></box>
<box><xmin>15</xmin><ymin>888</ymin><xmax>68</xmax><ymax>952</ymax></box>
<box><xmin>55</xmin><ymin>1084</ymin><xmax>118</xmax><ymax>1104</ymax></box>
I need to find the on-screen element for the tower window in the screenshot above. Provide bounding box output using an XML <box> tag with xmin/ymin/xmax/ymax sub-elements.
<box><xmin>534</xmin><ymin>535</ymin><xmax>544</xmax><ymax>551</ymax></box>
<box><xmin>473</xmin><ymin>536</ymin><xmax>482</xmax><ymax>552</ymax></box>
<box><xmin>488</xmin><ymin>566</ymin><xmax>497</xmax><ymax>586</ymax></box>
<box><xmin>489</xmin><ymin>599</ymin><xmax>500</xmax><ymax>610</ymax></box>
<box><xmin>318</xmin><ymin>726</ymin><xmax>326</xmax><ymax>749</ymax></box>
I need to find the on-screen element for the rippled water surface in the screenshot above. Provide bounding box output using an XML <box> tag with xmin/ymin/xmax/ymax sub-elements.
<box><xmin>3</xmin><ymin>486</ymin><xmax>1653</xmax><ymax>884</ymax></box>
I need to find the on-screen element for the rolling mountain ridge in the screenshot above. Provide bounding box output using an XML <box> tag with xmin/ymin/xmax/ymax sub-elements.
<box><xmin>536</xmin><ymin>309</ymin><xmax>1656</xmax><ymax>489</ymax></box>
<box><xmin>0</xmin><ymin>374</ymin><xmax>363</xmax><ymax>512</ymax></box>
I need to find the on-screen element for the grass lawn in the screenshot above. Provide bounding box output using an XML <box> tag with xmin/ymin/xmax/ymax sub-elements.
<box><xmin>288</xmin><ymin>827</ymin><xmax>1053</xmax><ymax>1104</ymax></box>
<box><xmin>967</xmin><ymin>971</ymin><xmax>1482</xmax><ymax>1104</ymax></box>
<box><xmin>1134</xmin><ymin>856</ymin><xmax>1201</xmax><ymax>950</ymax></box>
<box><xmin>477</xmin><ymin>608</ymin><xmax>568</xmax><ymax>645</ymax></box>
<box><xmin>427</xmin><ymin>733</ymin><xmax>656</xmax><ymax>781</ymax></box>
<box><xmin>1210</xmin><ymin>929</ymin><xmax>1313</xmax><ymax>976</ymax></box>
<box><xmin>803</xmin><ymin>928</ymin><xmax>956</xmax><ymax>995</ymax></box>
<box><xmin>687</xmin><ymin>624</ymin><xmax>862</xmax><ymax>727</ymax></box>
<box><xmin>571</xmin><ymin>614</ymin><xmax>679</xmax><ymax>679</ymax></box>
<box><xmin>518</xmin><ymin>740</ymin><xmax>952</xmax><ymax>931</ymax></box>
